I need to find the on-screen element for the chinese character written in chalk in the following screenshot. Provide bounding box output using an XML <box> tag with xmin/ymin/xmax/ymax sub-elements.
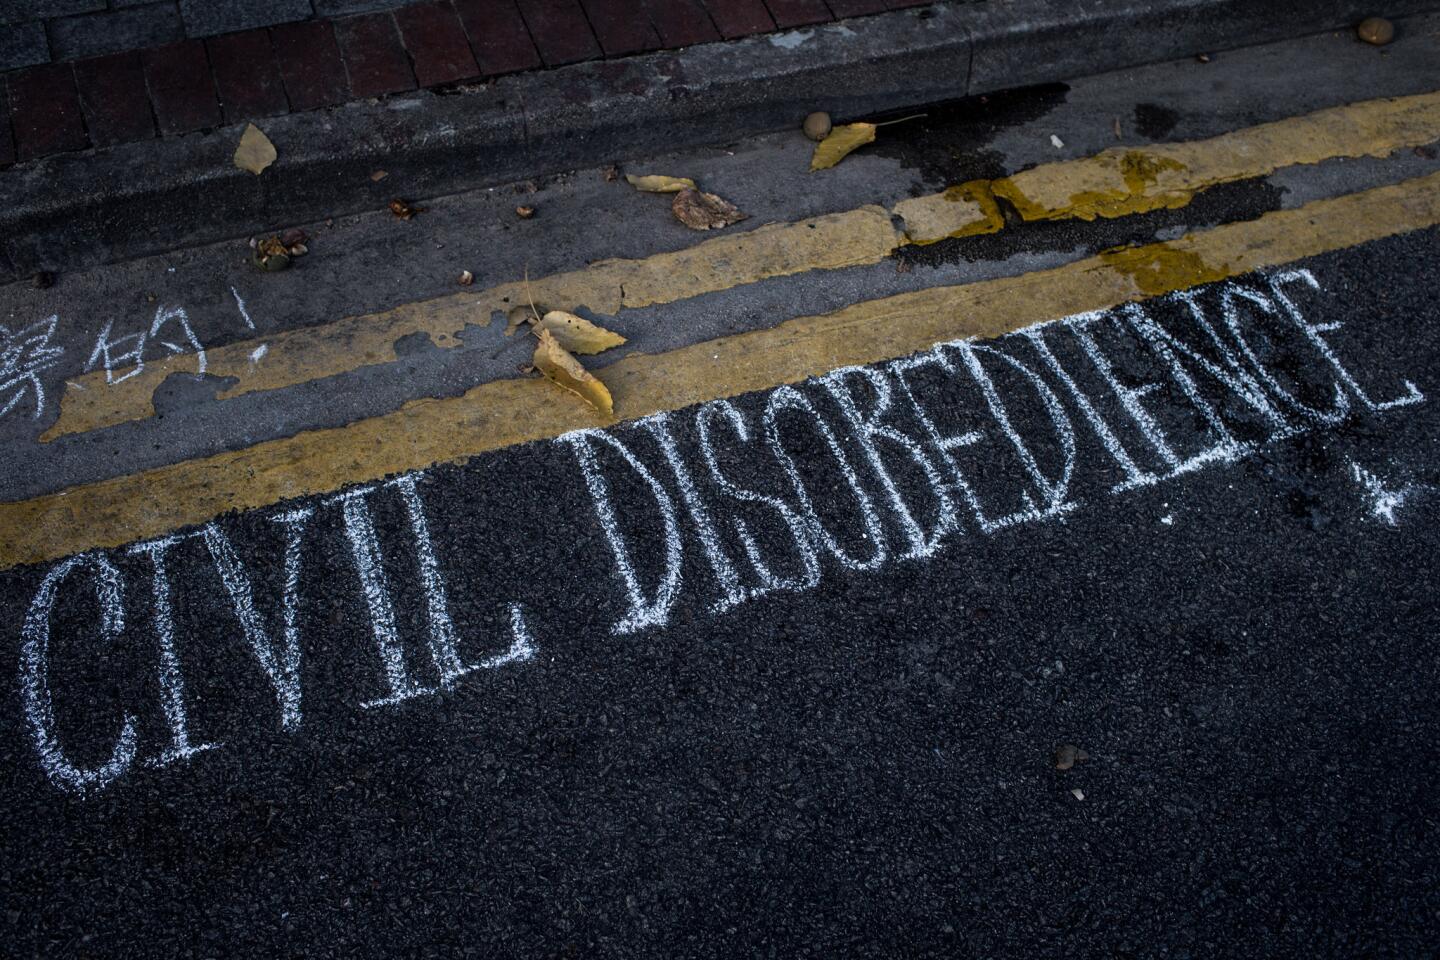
<box><xmin>0</xmin><ymin>315</ymin><xmax>63</xmax><ymax>419</ymax></box>
<box><xmin>87</xmin><ymin>305</ymin><xmax>206</xmax><ymax>384</ymax></box>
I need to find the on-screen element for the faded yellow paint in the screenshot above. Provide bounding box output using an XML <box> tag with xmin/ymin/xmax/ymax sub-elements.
<box><xmin>893</xmin><ymin>181</ymin><xmax>1006</xmax><ymax>244</ymax></box>
<box><xmin>40</xmin><ymin>89</ymin><xmax>1440</xmax><ymax>444</ymax></box>
<box><xmin>41</xmin><ymin>205</ymin><xmax>903</xmax><ymax>440</ymax></box>
<box><xmin>993</xmin><ymin>90</ymin><xmax>1440</xmax><ymax>221</ymax></box>
<box><xmin>7</xmin><ymin>170</ymin><xmax>1440</xmax><ymax>570</ymax></box>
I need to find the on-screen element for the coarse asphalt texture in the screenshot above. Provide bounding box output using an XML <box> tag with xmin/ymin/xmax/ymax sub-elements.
<box><xmin>1</xmin><ymin>227</ymin><xmax>1438</xmax><ymax>957</ymax></box>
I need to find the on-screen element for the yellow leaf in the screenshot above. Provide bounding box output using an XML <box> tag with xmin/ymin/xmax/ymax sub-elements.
<box><xmin>626</xmin><ymin>174</ymin><xmax>697</xmax><ymax>193</ymax></box>
<box><xmin>234</xmin><ymin>123</ymin><xmax>277</xmax><ymax>175</ymax></box>
<box><xmin>538</xmin><ymin>310</ymin><xmax>626</xmax><ymax>355</ymax></box>
<box><xmin>810</xmin><ymin>122</ymin><xmax>876</xmax><ymax>171</ymax></box>
<box><xmin>533</xmin><ymin>329</ymin><xmax>614</xmax><ymax>415</ymax></box>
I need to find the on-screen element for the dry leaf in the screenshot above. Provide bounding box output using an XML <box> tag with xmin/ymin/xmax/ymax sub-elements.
<box><xmin>810</xmin><ymin>122</ymin><xmax>876</xmax><ymax>171</ymax></box>
<box><xmin>458</xmin><ymin>270</ymin><xmax>474</xmax><ymax>286</ymax></box>
<box><xmin>538</xmin><ymin>310</ymin><xmax>626</xmax><ymax>355</ymax></box>
<box><xmin>626</xmin><ymin>174</ymin><xmax>697</xmax><ymax>193</ymax></box>
<box><xmin>533</xmin><ymin>328</ymin><xmax>613</xmax><ymax>415</ymax></box>
<box><xmin>234</xmin><ymin>123</ymin><xmax>277</xmax><ymax>175</ymax></box>
<box><xmin>672</xmin><ymin>188</ymin><xmax>748</xmax><ymax>231</ymax></box>
<box><xmin>389</xmin><ymin>199</ymin><xmax>424</xmax><ymax>220</ymax></box>
<box><xmin>516</xmin><ymin>205</ymin><xmax>536</xmax><ymax>219</ymax></box>
<box><xmin>371</xmin><ymin>170</ymin><xmax>389</xmax><ymax>182</ymax></box>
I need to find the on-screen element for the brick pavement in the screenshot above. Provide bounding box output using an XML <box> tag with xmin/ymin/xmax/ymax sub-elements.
<box><xmin>0</xmin><ymin>0</ymin><xmax>936</xmax><ymax>167</ymax></box>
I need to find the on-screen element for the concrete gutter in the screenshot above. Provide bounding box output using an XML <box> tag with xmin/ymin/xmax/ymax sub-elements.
<box><xmin>2</xmin><ymin>0</ymin><xmax>1437</xmax><ymax>284</ymax></box>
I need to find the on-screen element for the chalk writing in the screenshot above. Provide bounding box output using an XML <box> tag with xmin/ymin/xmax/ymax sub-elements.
<box><xmin>0</xmin><ymin>316</ymin><xmax>63</xmax><ymax>418</ymax></box>
<box><xmin>87</xmin><ymin>304</ymin><xmax>206</xmax><ymax>384</ymax></box>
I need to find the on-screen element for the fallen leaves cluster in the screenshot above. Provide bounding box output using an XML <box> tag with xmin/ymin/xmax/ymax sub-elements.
<box><xmin>513</xmin><ymin>278</ymin><xmax>627</xmax><ymax>416</ymax></box>
<box><xmin>626</xmin><ymin>173</ymin><xmax>748</xmax><ymax>231</ymax></box>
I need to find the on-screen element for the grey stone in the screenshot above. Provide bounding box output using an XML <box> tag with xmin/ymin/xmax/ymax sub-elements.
<box><xmin>177</xmin><ymin>0</ymin><xmax>313</xmax><ymax>39</ymax></box>
<box><xmin>0</xmin><ymin>0</ymin><xmax>103</xmax><ymax>27</ymax></box>
<box><xmin>47</xmin><ymin>4</ymin><xmax>182</xmax><ymax>60</ymax></box>
<box><xmin>0</xmin><ymin>20</ymin><xmax>49</xmax><ymax>70</ymax></box>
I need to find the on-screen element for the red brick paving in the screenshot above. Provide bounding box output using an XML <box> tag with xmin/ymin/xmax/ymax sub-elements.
<box><xmin>702</xmin><ymin>0</ymin><xmax>775</xmax><ymax>39</ymax></box>
<box><xmin>1</xmin><ymin>0</ymin><xmax>935</xmax><ymax>163</ymax></box>
<box><xmin>642</xmin><ymin>0</ymin><xmax>720</xmax><ymax>48</ymax></box>
<box><xmin>0</xmin><ymin>84</ymin><xmax>13</xmax><ymax>168</ymax></box>
<box><xmin>514</xmin><ymin>0</ymin><xmax>601</xmax><ymax>67</ymax></box>
<box><xmin>581</xmin><ymin>0</ymin><xmax>661</xmax><ymax>57</ymax></box>
<box><xmin>394</xmin><ymin>2</ymin><xmax>480</xmax><ymax>86</ymax></box>
<box><xmin>208</xmin><ymin>29</ymin><xmax>290</xmax><ymax>123</ymax></box>
<box><xmin>336</xmin><ymin>13</ymin><xmax>417</xmax><ymax>98</ymax></box>
<box><xmin>74</xmin><ymin>52</ymin><xmax>155</xmax><ymax>147</ymax></box>
<box><xmin>271</xmin><ymin>20</ymin><xmax>351</xmax><ymax>112</ymax></box>
<box><xmin>763</xmin><ymin>0</ymin><xmax>834</xmax><ymax>28</ymax></box>
<box><xmin>142</xmin><ymin>40</ymin><xmax>221</xmax><ymax>135</ymax></box>
<box><xmin>454</xmin><ymin>0</ymin><xmax>544</xmax><ymax>76</ymax></box>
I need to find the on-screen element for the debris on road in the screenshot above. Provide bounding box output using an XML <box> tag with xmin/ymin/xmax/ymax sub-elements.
<box><xmin>533</xmin><ymin>328</ymin><xmax>614</xmax><ymax>415</ymax></box>
<box><xmin>1051</xmin><ymin>134</ymin><xmax>1066</xmax><ymax>149</ymax></box>
<box><xmin>389</xmin><ymin>199</ymin><xmax>424</xmax><ymax>220</ymax></box>
<box><xmin>803</xmin><ymin>111</ymin><xmax>833</xmax><ymax>142</ymax></box>
<box><xmin>250</xmin><ymin>235</ymin><xmax>292</xmax><ymax>272</ymax></box>
<box><xmin>233</xmin><ymin>123</ymin><xmax>276</xmax><ymax>175</ymax></box>
<box><xmin>811</xmin><ymin>122</ymin><xmax>876</xmax><ymax>170</ymax></box>
<box><xmin>1055</xmin><ymin>744</ymin><xmax>1091</xmax><ymax>771</ymax></box>
<box><xmin>458</xmin><ymin>270</ymin><xmax>474</xmax><ymax>286</ymax></box>
<box><xmin>31</xmin><ymin>271</ymin><xmax>54</xmax><ymax>290</ymax></box>
<box><xmin>1358</xmin><ymin>16</ymin><xmax>1395</xmax><ymax>45</ymax></box>
<box><xmin>672</xmin><ymin>188</ymin><xmax>748</xmax><ymax>231</ymax></box>
<box><xmin>603</xmin><ymin>165</ymin><xmax>621</xmax><ymax>182</ymax></box>
<box><xmin>516</xmin><ymin>205</ymin><xmax>536</xmax><ymax>219</ymax></box>
<box><xmin>537</xmin><ymin>310</ymin><xmax>626</xmax><ymax>355</ymax></box>
<box><xmin>626</xmin><ymin>174</ymin><xmax>697</xmax><ymax>193</ymax></box>
<box><xmin>1071</xmin><ymin>788</ymin><xmax>1086</xmax><ymax>801</ymax></box>
<box><xmin>370</xmin><ymin>170</ymin><xmax>389</xmax><ymax>182</ymax></box>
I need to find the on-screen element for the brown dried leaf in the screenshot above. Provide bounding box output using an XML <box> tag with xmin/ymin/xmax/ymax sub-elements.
<box><xmin>533</xmin><ymin>328</ymin><xmax>613</xmax><ymax>415</ymax></box>
<box><xmin>389</xmin><ymin>199</ymin><xmax>424</xmax><ymax>220</ymax></box>
<box><xmin>671</xmin><ymin>188</ymin><xmax>748</xmax><ymax>231</ymax></box>
<box><xmin>810</xmin><ymin>122</ymin><xmax>877</xmax><ymax>171</ymax></box>
<box><xmin>538</xmin><ymin>310</ymin><xmax>626</xmax><ymax>355</ymax></box>
<box><xmin>626</xmin><ymin>174</ymin><xmax>697</xmax><ymax>193</ymax></box>
<box><xmin>234</xmin><ymin>123</ymin><xmax>277</xmax><ymax>175</ymax></box>
<box><xmin>516</xmin><ymin>205</ymin><xmax>536</xmax><ymax>219</ymax></box>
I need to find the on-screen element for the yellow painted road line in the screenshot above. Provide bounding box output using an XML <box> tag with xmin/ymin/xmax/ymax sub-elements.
<box><xmin>6</xmin><ymin>170</ymin><xmax>1440</xmax><ymax>570</ymax></box>
<box><xmin>40</xmin><ymin>89</ymin><xmax>1440</xmax><ymax>443</ymax></box>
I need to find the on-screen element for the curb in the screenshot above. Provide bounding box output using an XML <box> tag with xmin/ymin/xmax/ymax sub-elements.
<box><xmin>2</xmin><ymin>0</ymin><xmax>1437</xmax><ymax>285</ymax></box>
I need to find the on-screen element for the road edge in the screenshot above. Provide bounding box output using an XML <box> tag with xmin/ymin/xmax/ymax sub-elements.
<box><xmin>2</xmin><ymin>0</ymin><xmax>1437</xmax><ymax>284</ymax></box>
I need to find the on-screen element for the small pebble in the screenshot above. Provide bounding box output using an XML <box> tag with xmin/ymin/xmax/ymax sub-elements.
<box><xmin>1357</xmin><ymin>17</ymin><xmax>1394</xmax><ymax>45</ymax></box>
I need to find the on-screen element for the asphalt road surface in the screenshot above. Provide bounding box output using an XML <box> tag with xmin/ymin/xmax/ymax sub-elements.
<box><xmin>2</xmin><ymin>20</ymin><xmax>1439</xmax><ymax>960</ymax></box>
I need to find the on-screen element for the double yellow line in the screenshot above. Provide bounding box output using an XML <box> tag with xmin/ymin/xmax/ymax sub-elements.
<box><xmin>5</xmin><ymin>91</ymin><xmax>1440</xmax><ymax>570</ymax></box>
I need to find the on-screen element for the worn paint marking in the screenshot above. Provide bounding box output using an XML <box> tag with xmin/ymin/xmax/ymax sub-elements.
<box><xmin>5</xmin><ymin>171</ymin><xmax>1440</xmax><ymax>570</ymax></box>
<box><xmin>38</xmin><ymin>90</ymin><xmax>1440</xmax><ymax>443</ymax></box>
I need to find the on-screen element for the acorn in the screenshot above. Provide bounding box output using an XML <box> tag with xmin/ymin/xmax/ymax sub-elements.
<box><xmin>1357</xmin><ymin>16</ymin><xmax>1395</xmax><ymax>45</ymax></box>
<box><xmin>803</xmin><ymin>111</ymin><xmax>833</xmax><ymax>142</ymax></box>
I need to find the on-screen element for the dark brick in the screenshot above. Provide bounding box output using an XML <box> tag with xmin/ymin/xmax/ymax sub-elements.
<box><xmin>700</xmin><ymin>0</ymin><xmax>773</xmax><ymax>39</ymax></box>
<box><xmin>142</xmin><ymin>39</ymin><xmax>220</xmax><ymax>135</ymax></box>
<box><xmin>73</xmin><ymin>52</ymin><xmax>155</xmax><ymax>146</ymax></box>
<box><xmin>514</xmin><ymin>0</ymin><xmax>599</xmax><ymax>67</ymax></box>
<box><xmin>312</xmin><ymin>0</ymin><xmax>402</xmax><ymax>14</ymax></box>
<box><xmin>763</xmin><ymin>0</ymin><xmax>830</xmax><ymax>28</ymax></box>
<box><xmin>580</xmin><ymin>0</ymin><xmax>659</xmax><ymax>56</ymax></box>
<box><xmin>640</xmin><ymin>0</ymin><xmax>719</xmax><ymax>47</ymax></box>
<box><xmin>395</xmin><ymin>2</ymin><xmax>479</xmax><ymax>87</ymax></box>
<box><xmin>336</xmin><ymin>12</ymin><xmax>416</xmax><ymax>98</ymax></box>
<box><xmin>0</xmin><ymin>0</ymin><xmax>103</xmax><ymax>26</ymax></box>
<box><xmin>454</xmin><ymin>0</ymin><xmax>541</xmax><ymax>76</ymax></box>
<box><xmin>178</xmin><ymin>0</ymin><xmax>311</xmax><ymax>39</ymax></box>
<box><xmin>271</xmin><ymin>20</ymin><xmax>351</xmax><ymax>112</ymax></box>
<box><xmin>827</xmin><ymin>0</ymin><xmax>888</xmax><ymax>16</ymax></box>
<box><xmin>207</xmin><ymin>28</ymin><xmax>289</xmax><ymax>123</ymax></box>
<box><xmin>0</xmin><ymin>84</ymin><xmax>14</xmax><ymax>167</ymax></box>
<box><xmin>7</xmin><ymin>63</ymin><xmax>89</xmax><ymax>160</ymax></box>
<box><xmin>48</xmin><ymin>4</ymin><xmax>184</xmax><ymax>61</ymax></box>
<box><xmin>0</xmin><ymin>20</ymin><xmax>48</xmax><ymax>71</ymax></box>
